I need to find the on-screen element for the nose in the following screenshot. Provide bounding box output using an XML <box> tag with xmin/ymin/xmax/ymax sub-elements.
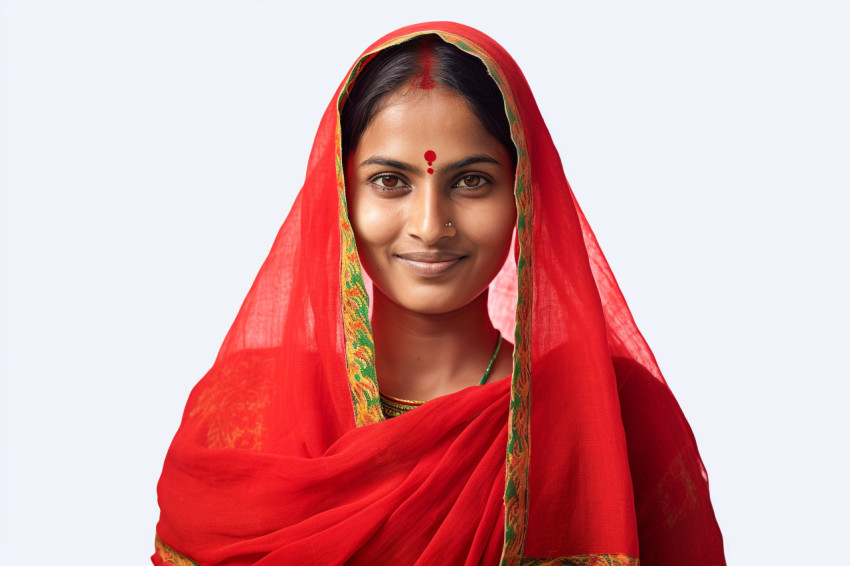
<box><xmin>406</xmin><ymin>183</ymin><xmax>454</xmax><ymax>245</ymax></box>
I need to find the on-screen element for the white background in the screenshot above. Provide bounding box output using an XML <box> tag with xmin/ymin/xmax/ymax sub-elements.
<box><xmin>1</xmin><ymin>1</ymin><xmax>847</xmax><ymax>564</ymax></box>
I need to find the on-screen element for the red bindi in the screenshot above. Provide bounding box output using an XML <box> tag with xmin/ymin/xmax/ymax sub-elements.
<box><xmin>424</xmin><ymin>150</ymin><xmax>436</xmax><ymax>174</ymax></box>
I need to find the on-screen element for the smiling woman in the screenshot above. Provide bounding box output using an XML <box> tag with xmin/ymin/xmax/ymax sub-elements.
<box><xmin>342</xmin><ymin>37</ymin><xmax>519</xmax><ymax>409</ymax></box>
<box><xmin>346</xmin><ymin>70</ymin><xmax>517</xmax><ymax>405</ymax></box>
<box><xmin>153</xmin><ymin>23</ymin><xmax>725</xmax><ymax>565</ymax></box>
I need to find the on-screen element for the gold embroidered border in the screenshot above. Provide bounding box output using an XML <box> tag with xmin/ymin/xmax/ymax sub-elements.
<box><xmin>520</xmin><ymin>554</ymin><xmax>639</xmax><ymax>566</ymax></box>
<box><xmin>337</xmin><ymin>57</ymin><xmax>384</xmax><ymax>427</ymax></box>
<box><xmin>154</xmin><ymin>536</ymin><xmax>200</xmax><ymax>566</ymax></box>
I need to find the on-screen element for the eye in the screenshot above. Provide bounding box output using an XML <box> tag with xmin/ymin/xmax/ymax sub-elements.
<box><xmin>369</xmin><ymin>174</ymin><xmax>408</xmax><ymax>191</ymax></box>
<box><xmin>453</xmin><ymin>175</ymin><xmax>487</xmax><ymax>189</ymax></box>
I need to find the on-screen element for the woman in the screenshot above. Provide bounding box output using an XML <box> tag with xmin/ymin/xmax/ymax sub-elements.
<box><xmin>153</xmin><ymin>22</ymin><xmax>725</xmax><ymax>565</ymax></box>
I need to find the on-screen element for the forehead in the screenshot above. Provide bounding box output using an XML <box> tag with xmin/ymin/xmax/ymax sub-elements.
<box><xmin>356</xmin><ymin>87</ymin><xmax>501</xmax><ymax>158</ymax></box>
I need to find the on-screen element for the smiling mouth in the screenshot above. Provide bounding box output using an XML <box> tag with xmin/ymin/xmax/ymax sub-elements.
<box><xmin>395</xmin><ymin>252</ymin><xmax>465</xmax><ymax>278</ymax></box>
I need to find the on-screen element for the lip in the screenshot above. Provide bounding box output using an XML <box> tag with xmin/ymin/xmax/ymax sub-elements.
<box><xmin>395</xmin><ymin>252</ymin><xmax>465</xmax><ymax>278</ymax></box>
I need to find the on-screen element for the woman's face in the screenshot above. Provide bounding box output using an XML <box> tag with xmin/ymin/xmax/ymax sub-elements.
<box><xmin>345</xmin><ymin>86</ymin><xmax>516</xmax><ymax>316</ymax></box>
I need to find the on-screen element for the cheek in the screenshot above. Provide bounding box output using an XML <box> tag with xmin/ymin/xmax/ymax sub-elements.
<box><xmin>495</xmin><ymin>184</ymin><xmax>518</xmax><ymax>247</ymax></box>
<box><xmin>350</xmin><ymin>196</ymin><xmax>399</xmax><ymax>269</ymax></box>
<box><xmin>467</xmin><ymin>197</ymin><xmax>517</xmax><ymax>258</ymax></box>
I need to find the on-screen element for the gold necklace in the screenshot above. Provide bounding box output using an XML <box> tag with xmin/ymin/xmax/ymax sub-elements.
<box><xmin>380</xmin><ymin>334</ymin><xmax>502</xmax><ymax>418</ymax></box>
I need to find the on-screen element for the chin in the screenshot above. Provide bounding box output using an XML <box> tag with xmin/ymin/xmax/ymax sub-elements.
<box><xmin>387</xmin><ymin>286</ymin><xmax>486</xmax><ymax>316</ymax></box>
<box><xmin>406</xmin><ymin>301</ymin><xmax>466</xmax><ymax>316</ymax></box>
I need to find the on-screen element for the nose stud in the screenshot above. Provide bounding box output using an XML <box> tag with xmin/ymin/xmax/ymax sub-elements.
<box><xmin>445</xmin><ymin>221</ymin><xmax>453</xmax><ymax>227</ymax></box>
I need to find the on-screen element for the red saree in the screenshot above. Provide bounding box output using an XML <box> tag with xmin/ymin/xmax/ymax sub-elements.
<box><xmin>154</xmin><ymin>22</ymin><xmax>725</xmax><ymax>565</ymax></box>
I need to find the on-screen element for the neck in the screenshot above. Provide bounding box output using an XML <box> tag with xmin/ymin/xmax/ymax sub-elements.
<box><xmin>371</xmin><ymin>289</ymin><xmax>499</xmax><ymax>401</ymax></box>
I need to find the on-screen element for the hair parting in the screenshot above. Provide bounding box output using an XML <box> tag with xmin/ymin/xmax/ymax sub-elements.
<box><xmin>341</xmin><ymin>34</ymin><xmax>517</xmax><ymax>166</ymax></box>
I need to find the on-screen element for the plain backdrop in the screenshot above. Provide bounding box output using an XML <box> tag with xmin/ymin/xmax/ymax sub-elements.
<box><xmin>1</xmin><ymin>1</ymin><xmax>847</xmax><ymax>564</ymax></box>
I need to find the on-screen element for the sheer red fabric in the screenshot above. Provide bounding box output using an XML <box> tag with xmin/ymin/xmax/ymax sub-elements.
<box><xmin>154</xmin><ymin>22</ymin><xmax>724</xmax><ymax>565</ymax></box>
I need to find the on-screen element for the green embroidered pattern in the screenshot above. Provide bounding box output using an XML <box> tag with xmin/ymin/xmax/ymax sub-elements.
<box><xmin>337</xmin><ymin>55</ymin><xmax>384</xmax><ymax>427</ymax></box>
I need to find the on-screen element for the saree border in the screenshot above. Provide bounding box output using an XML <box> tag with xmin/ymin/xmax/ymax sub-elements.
<box><xmin>336</xmin><ymin>56</ymin><xmax>384</xmax><ymax>426</ymax></box>
<box><xmin>335</xmin><ymin>30</ymin><xmax>534</xmax><ymax>564</ymax></box>
<box><xmin>520</xmin><ymin>555</ymin><xmax>640</xmax><ymax>566</ymax></box>
<box><xmin>154</xmin><ymin>536</ymin><xmax>200</xmax><ymax>566</ymax></box>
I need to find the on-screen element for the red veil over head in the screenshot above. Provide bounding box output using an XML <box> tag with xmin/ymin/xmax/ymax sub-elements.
<box><xmin>154</xmin><ymin>22</ymin><xmax>724</xmax><ymax>566</ymax></box>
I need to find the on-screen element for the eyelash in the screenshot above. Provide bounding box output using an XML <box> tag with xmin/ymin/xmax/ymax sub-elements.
<box><xmin>367</xmin><ymin>173</ymin><xmax>491</xmax><ymax>192</ymax></box>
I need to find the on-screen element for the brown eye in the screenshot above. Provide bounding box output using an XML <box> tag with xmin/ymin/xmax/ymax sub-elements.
<box><xmin>456</xmin><ymin>175</ymin><xmax>483</xmax><ymax>188</ymax></box>
<box><xmin>377</xmin><ymin>175</ymin><xmax>399</xmax><ymax>188</ymax></box>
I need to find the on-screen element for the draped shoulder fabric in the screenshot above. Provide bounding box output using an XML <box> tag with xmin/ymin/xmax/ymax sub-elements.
<box><xmin>153</xmin><ymin>22</ymin><xmax>725</xmax><ymax>566</ymax></box>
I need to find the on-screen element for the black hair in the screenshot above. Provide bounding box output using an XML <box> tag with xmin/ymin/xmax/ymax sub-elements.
<box><xmin>341</xmin><ymin>35</ymin><xmax>517</xmax><ymax>165</ymax></box>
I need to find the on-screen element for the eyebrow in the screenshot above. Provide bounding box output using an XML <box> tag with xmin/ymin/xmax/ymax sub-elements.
<box><xmin>449</xmin><ymin>155</ymin><xmax>501</xmax><ymax>169</ymax></box>
<box><xmin>359</xmin><ymin>156</ymin><xmax>415</xmax><ymax>171</ymax></box>
<box><xmin>358</xmin><ymin>154</ymin><xmax>502</xmax><ymax>171</ymax></box>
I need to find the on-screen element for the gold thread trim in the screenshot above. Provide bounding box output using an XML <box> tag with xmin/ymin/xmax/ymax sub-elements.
<box><xmin>154</xmin><ymin>536</ymin><xmax>200</xmax><ymax>566</ymax></box>
<box><xmin>520</xmin><ymin>554</ymin><xmax>639</xmax><ymax>566</ymax></box>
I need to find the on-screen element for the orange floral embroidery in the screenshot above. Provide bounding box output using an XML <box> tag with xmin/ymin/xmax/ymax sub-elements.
<box><xmin>155</xmin><ymin>536</ymin><xmax>199</xmax><ymax>566</ymax></box>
